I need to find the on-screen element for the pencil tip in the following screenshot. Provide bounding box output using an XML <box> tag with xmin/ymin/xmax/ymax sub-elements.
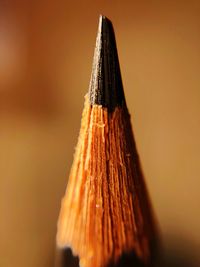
<box><xmin>99</xmin><ymin>14</ymin><xmax>109</xmax><ymax>22</ymax></box>
<box><xmin>89</xmin><ymin>16</ymin><xmax>126</xmax><ymax>111</ymax></box>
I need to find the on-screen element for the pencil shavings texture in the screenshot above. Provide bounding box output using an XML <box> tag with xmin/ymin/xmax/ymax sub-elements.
<box><xmin>57</xmin><ymin>96</ymin><xmax>156</xmax><ymax>267</ymax></box>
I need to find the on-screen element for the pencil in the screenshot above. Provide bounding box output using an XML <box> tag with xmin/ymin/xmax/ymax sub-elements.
<box><xmin>56</xmin><ymin>15</ymin><xmax>158</xmax><ymax>267</ymax></box>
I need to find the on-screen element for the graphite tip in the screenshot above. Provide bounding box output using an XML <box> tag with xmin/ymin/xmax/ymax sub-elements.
<box><xmin>88</xmin><ymin>15</ymin><xmax>126</xmax><ymax>112</ymax></box>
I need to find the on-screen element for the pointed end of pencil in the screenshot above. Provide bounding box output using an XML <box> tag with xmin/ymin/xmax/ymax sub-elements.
<box><xmin>89</xmin><ymin>15</ymin><xmax>126</xmax><ymax>112</ymax></box>
<box><xmin>99</xmin><ymin>14</ymin><xmax>111</xmax><ymax>24</ymax></box>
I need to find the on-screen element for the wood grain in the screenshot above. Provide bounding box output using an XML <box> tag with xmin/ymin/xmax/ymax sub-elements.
<box><xmin>57</xmin><ymin>96</ymin><xmax>157</xmax><ymax>267</ymax></box>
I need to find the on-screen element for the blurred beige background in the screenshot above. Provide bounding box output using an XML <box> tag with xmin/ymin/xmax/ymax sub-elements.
<box><xmin>0</xmin><ymin>0</ymin><xmax>200</xmax><ymax>266</ymax></box>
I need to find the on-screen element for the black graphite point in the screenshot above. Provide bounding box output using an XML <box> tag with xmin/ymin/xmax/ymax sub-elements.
<box><xmin>88</xmin><ymin>15</ymin><xmax>126</xmax><ymax>112</ymax></box>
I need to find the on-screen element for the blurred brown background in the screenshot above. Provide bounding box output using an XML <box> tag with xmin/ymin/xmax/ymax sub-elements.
<box><xmin>0</xmin><ymin>0</ymin><xmax>200</xmax><ymax>267</ymax></box>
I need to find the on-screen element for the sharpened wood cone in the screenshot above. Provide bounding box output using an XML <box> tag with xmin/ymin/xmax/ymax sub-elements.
<box><xmin>56</xmin><ymin>15</ymin><xmax>158</xmax><ymax>267</ymax></box>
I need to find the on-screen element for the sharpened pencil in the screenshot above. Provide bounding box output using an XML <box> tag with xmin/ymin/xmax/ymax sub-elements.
<box><xmin>56</xmin><ymin>15</ymin><xmax>158</xmax><ymax>267</ymax></box>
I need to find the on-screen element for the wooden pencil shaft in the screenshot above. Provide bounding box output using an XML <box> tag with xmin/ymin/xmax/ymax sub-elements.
<box><xmin>56</xmin><ymin>15</ymin><xmax>158</xmax><ymax>267</ymax></box>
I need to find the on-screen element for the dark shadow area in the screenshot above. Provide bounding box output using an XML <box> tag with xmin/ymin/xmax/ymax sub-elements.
<box><xmin>54</xmin><ymin>248</ymin><xmax>79</xmax><ymax>267</ymax></box>
<box><xmin>54</xmin><ymin>244</ymin><xmax>200</xmax><ymax>267</ymax></box>
<box><xmin>107</xmin><ymin>252</ymin><xmax>147</xmax><ymax>267</ymax></box>
<box><xmin>61</xmin><ymin>249</ymin><xmax>79</xmax><ymax>267</ymax></box>
<box><xmin>55</xmin><ymin>249</ymin><xmax>146</xmax><ymax>267</ymax></box>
